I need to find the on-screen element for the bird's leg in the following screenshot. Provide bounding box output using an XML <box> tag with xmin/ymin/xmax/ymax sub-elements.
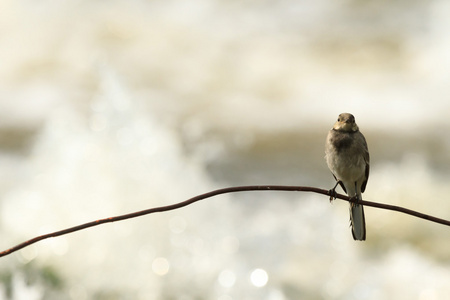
<box><xmin>328</xmin><ymin>180</ymin><xmax>342</xmax><ymax>202</ymax></box>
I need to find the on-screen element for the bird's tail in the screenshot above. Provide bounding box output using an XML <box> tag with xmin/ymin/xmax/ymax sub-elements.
<box><xmin>350</xmin><ymin>199</ymin><xmax>366</xmax><ymax>241</ymax></box>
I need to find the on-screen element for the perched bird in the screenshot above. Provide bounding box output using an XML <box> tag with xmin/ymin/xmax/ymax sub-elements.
<box><xmin>325</xmin><ymin>113</ymin><xmax>370</xmax><ymax>241</ymax></box>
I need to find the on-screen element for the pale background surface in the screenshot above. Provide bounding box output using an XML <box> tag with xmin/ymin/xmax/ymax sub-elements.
<box><xmin>0</xmin><ymin>1</ymin><xmax>449</xmax><ymax>299</ymax></box>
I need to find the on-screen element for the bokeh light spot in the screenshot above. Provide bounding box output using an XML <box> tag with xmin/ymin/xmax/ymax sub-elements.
<box><xmin>152</xmin><ymin>257</ymin><xmax>170</xmax><ymax>276</ymax></box>
<box><xmin>218</xmin><ymin>270</ymin><xmax>236</xmax><ymax>288</ymax></box>
<box><xmin>250</xmin><ymin>268</ymin><xmax>268</xmax><ymax>287</ymax></box>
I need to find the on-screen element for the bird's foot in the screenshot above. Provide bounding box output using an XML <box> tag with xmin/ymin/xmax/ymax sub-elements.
<box><xmin>349</xmin><ymin>195</ymin><xmax>361</xmax><ymax>205</ymax></box>
<box><xmin>328</xmin><ymin>181</ymin><xmax>342</xmax><ymax>202</ymax></box>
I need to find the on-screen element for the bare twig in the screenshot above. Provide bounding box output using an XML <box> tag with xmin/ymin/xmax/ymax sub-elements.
<box><xmin>1</xmin><ymin>185</ymin><xmax>448</xmax><ymax>258</ymax></box>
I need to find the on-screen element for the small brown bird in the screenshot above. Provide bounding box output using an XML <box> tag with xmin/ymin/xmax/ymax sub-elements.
<box><xmin>325</xmin><ymin>113</ymin><xmax>370</xmax><ymax>241</ymax></box>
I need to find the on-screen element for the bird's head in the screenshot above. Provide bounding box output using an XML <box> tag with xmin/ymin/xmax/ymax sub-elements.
<box><xmin>333</xmin><ymin>113</ymin><xmax>359</xmax><ymax>132</ymax></box>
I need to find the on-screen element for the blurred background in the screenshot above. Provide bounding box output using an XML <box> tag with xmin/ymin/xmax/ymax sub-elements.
<box><xmin>0</xmin><ymin>0</ymin><xmax>450</xmax><ymax>299</ymax></box>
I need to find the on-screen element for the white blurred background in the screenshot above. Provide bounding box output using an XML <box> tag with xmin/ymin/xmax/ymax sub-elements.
<box><xmin>0</xmin><ymin>0</ymin><xmax>449</xmax><ymax>299</ymax></box>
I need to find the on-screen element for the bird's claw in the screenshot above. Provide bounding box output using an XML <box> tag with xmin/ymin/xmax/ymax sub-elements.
<box><xmin>328</xmin><ymin>180</ymin><xmax>342</xmax><ymax>202</ymax></box>
<box><xmin>328</xmin><ymin>189</ymin><xmax>336</xmax><ymax>202</ymax></box>
<box><xmin>349</xmin><ymin>195</ymin><xmax>361</xmax><ymax>205</ymax></box>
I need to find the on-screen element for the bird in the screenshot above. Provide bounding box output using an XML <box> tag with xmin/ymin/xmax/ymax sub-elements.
<box><xmin>325</xmin><ymin>113</ymin><xmax>370</xmax><ymax>241</ymax></box>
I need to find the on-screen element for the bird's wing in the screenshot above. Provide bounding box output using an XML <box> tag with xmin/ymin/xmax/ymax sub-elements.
<box><xmin>360</xmin><ymin>133</ymin><xmax>370</xmax><ymax>193</ymax></box>
<box><xmin>361</xmin><ymin>163</ymin><xmax>369</xmax><ymax>193</ymax></box>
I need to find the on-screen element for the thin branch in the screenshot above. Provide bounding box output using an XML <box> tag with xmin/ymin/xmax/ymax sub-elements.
<box><xmin>1</xmin><ymin>185</ymin><xmax>448</xmax><ymax>258</ymax></box>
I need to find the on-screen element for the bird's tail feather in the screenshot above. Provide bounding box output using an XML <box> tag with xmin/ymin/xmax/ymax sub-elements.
<box><xmin>350</xmin><ymin>203</ymin><xmax>366</xmax><ymax>241</ymax></box>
